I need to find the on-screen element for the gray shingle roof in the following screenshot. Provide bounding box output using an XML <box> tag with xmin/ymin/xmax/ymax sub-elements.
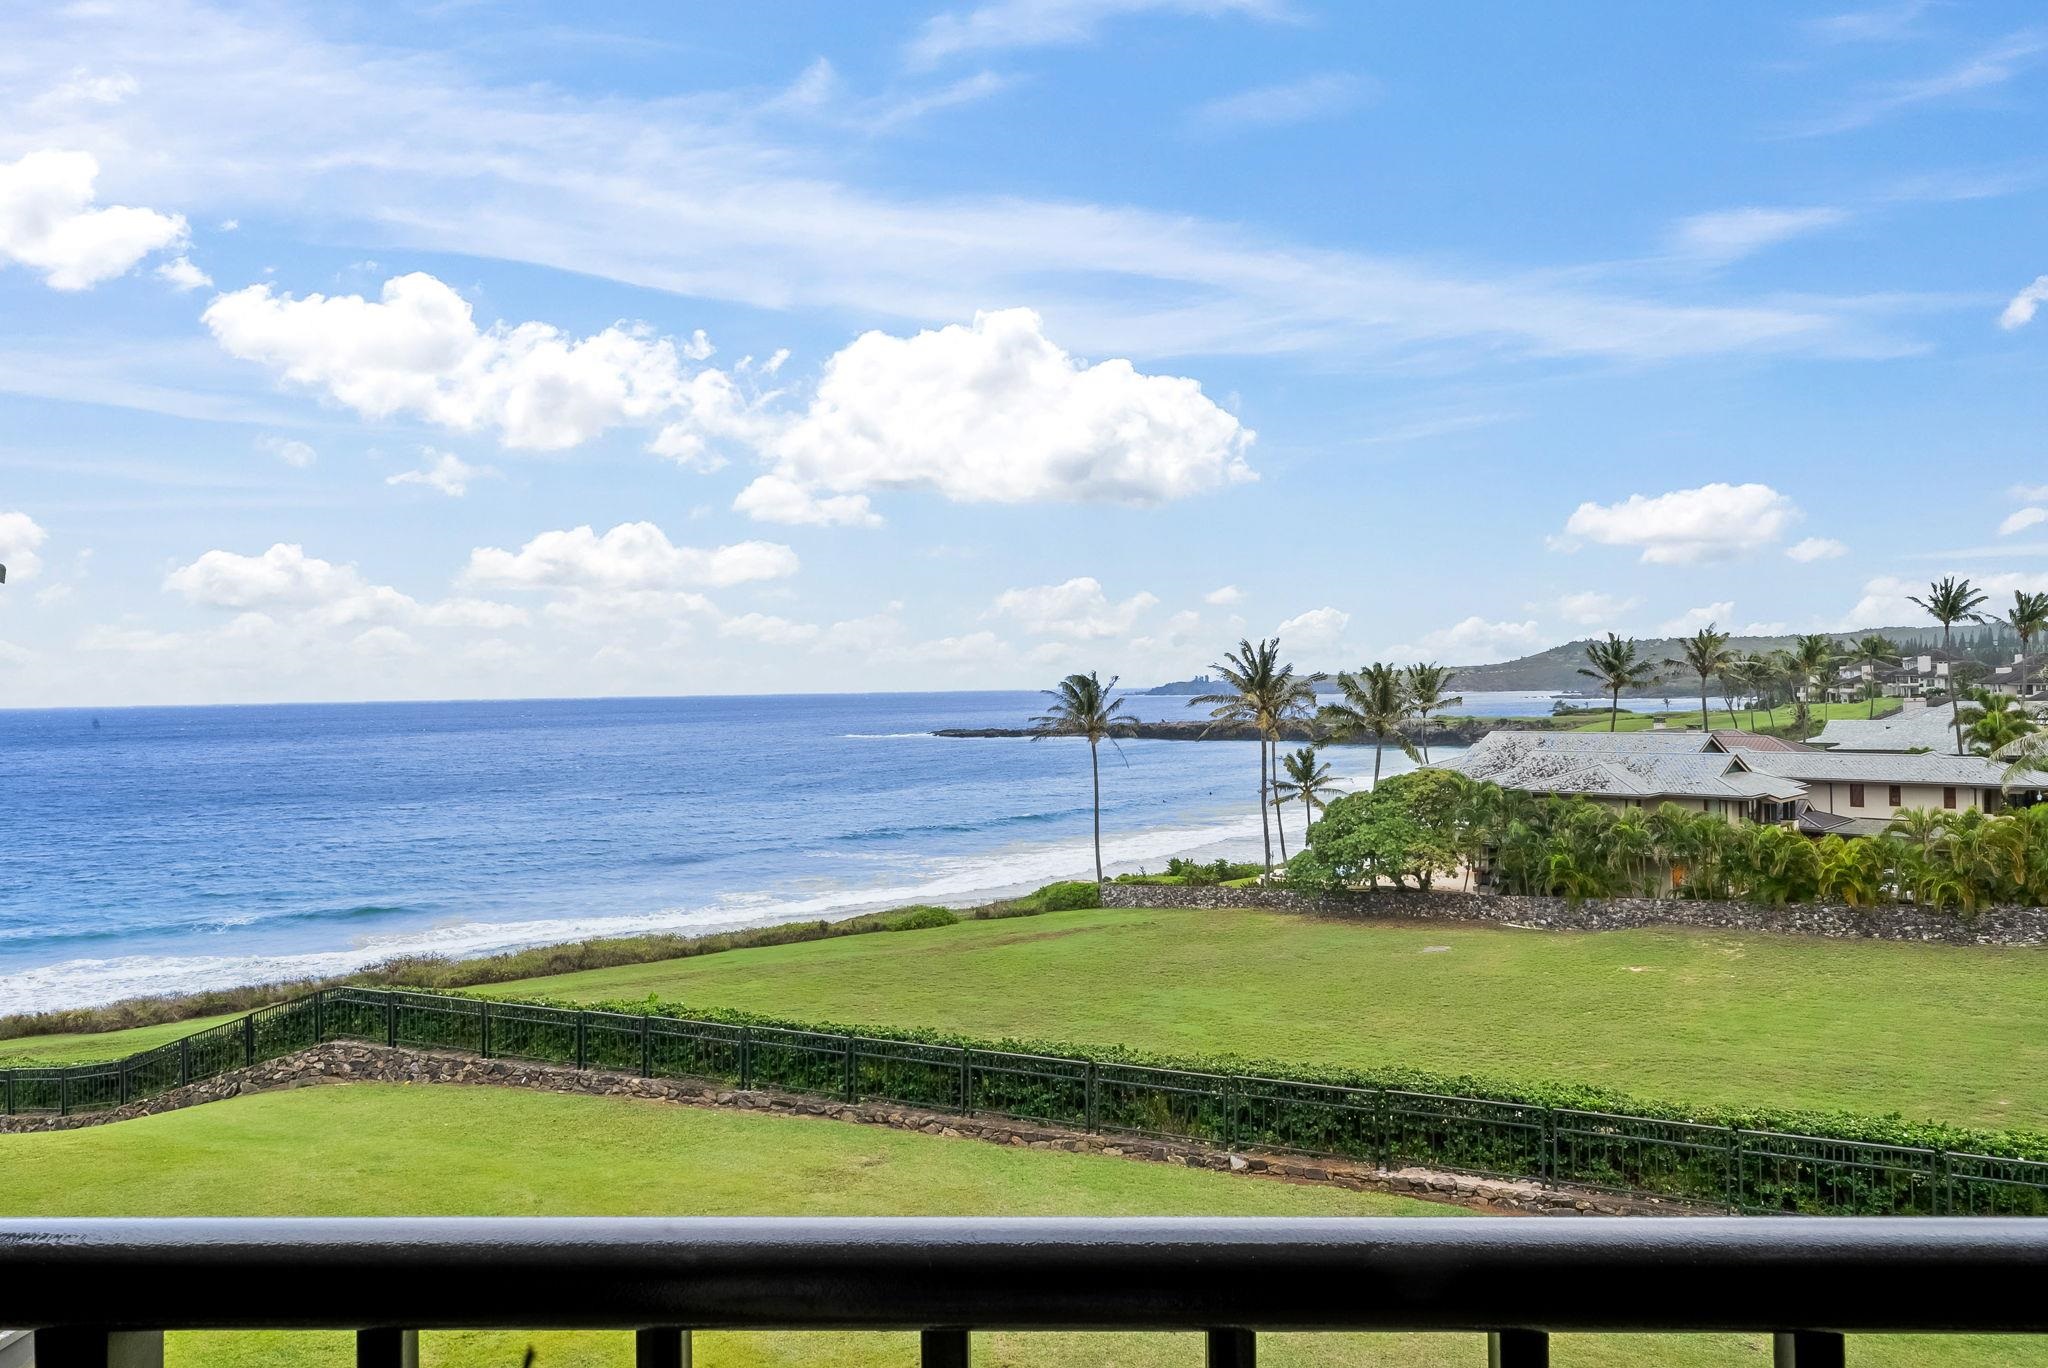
<box><xmin>1439</xmin><ymin>732</ymin><xmax>1804</xmax><ymax>801</ymax></box>
<box><xmin>1739</xmin><ymin>749</ymin><xmax>2016</xmax><ymax>786</ymax></box>
<box><xmin>1809</xmin><ymin>709</ymin><xmax>1965</xmax><ymax>754</ymax></box>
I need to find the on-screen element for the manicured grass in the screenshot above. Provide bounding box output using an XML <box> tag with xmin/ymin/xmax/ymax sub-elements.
<box><xmin>1566</xmin><ymin>699</ymin><xmax>1900</xmax><ymax>733</ymax></box>
<box><xmin>481</xmin><ymin>907</ymin><xmax>2048</xmax><ymax>1132</ymax></box>
<box><xmin>0</xmin><ymin>1083</ymin><xmax>2028</xmax><ymax>1368</ymax></box>
<box><xmin>0</xmin><ymin>1012</ymin><xmax>244</xmax><ymax>1065</ymax></box>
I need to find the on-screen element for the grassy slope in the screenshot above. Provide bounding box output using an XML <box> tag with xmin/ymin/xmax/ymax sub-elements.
<box><xmin>0</xmin><ymin>1083</ymin><xmax>2024</xmax><ymax>1368</ymax></box>
<box><xmin>0</xmin><ymin>1012</ymin><xmax>245</xmax><ymax>1065</ymax></box>
<box><xmin>478</xmin><ymin>907</ymin><xmax>2048</xmax><ymax>1131</ymax></box>
<box><xmin>1566</xmin><ymin>699</ymin><xmax>1900</xmax><ymax>733</ymax></box>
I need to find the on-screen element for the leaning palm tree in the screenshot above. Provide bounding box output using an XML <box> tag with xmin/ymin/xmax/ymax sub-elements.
<box><xmin>1995</xmin><ymin>590</ymin><xmax>2048</xmax><ymax>700</ymax></box>
<box><xmin>1265</xmin><ymin>668</ymin><xmax>1322</xmax><ymax>864</ymax></box>
<box><xmin>1718</xmin><ymin>654</ymin><xmax>1768</xmax><ymax>730</ymax></box>
<box><xmin>1271</xmin><ymin>746</ymin><xmax>1341</xmax><ymax>850</ymax></box>
<box><xmin>1318</xmin><ymin>661</ymin><xmax>1420</xmax><ymax>784</ymax></box>
<box><xmin>1576</xmin><ymin>633</ymin><xmax>1659</xmax><ymax>732</ymax></box>
<box><xmin>1957</xmin><ymin>687</ymin><xmax>2037</xmax><ymax>756</ymax></box>
<box><xmin>1191</xmin><ymin>638</ymin><xmax>1287</xmax><ymax>879</ymax></box>
<box><xmin>1663</xmin><ymin>625</ymin><xmax>1733</xmax><ymax>735</ymax></box>
<box><xmin>1783</xmin><ymin>634</ymin><xmax>1840</xmax><ymax>737</ymax></box>
<box><xmin>1031</xmin><ymin>672</ymin><xmax>1134</xmax><ymax>884</ymax></box>
<box><xmin>1908</xmin><ymin>576</ymin><xmax>1989</xmax><ymax>754</ymax></box>
<box><xmin>1850</xmin><ymin>634</ymin><xmax>1899</xmax><ymax>718</ymax></box>
<box><xmin>1402</xmin><ymin>663</ymin><xmax>1462</xmax><ymax>764</ymax></box>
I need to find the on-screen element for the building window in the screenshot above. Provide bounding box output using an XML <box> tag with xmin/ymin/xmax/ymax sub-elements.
<box><xmin>1849</xmin><ymin>783</ymin><xmax>1865</xmax><ymax>808</ymax></box>
<box><xmin>1944</xmin><ymin>786</ymin><xmax>1957</xmax><ymax>810</ymax></box>
<box><xmin>1889</xmin><ymin>784</ymin><xmax>1902</xmax><ymax>808</ymax></box>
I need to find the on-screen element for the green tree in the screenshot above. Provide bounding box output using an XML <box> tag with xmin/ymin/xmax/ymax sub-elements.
<box><xmin>1030</xmin><ymin>671</ymin><xmax>1133</xmax><ymax>884</ymax></box>
<box><xmin>1850</xmin><ymin>634</ymin><xmax>1899</xmax><ymax>718</ymax></box>
<box><xmin>1192</xmin><ymin>639</ymin><xmax>1318</xmax><ymax>880</ymax></box>
<box><xmin>1576</xmin><ymin>633</ymin><xmax>1659</xmax><ymax>732</ymax></box>
<box><xmin>1664</xmin><ymin>624</ymin><xmax>1734</xmax><ymax>735</ymax></box>
<box><xmin>1957</xmin><ymin>687</ymin><xmax>2036</xmax><ymax>755</ymax></box>
<box><xmin>1402</xmin><ymin>663</ymin><xmax>1462</xmax><ymax>764</ymax></box>
<box><xmin>1265</xmin><ymin>668</ymin><xmax>1322</xmax><ymax>865</ymax></box>
<box><xmin>1908</xmin><ymin>575</ymin><xmax>1989</xmax><ymax>754</ymax></box>
<box><xmin>1996</xmin><ymin>589</ymin><xmax>2048</xmax><ymax>699</ymax></box>
<box><xmin>1271</xmin><ymin>745</ymin><xmax>1340</xmax><ymax>852</ymax></box>
<box><xmin>1317</xmin><ymin>661</ymin><xmax>1420</xmax><ymax>786</ymax></box>
<box><xmin>1783</xmin><ymin>634</ymin><xmax>1841</xmax><ymax>737</ymax></box>
<box><xmin>1718</xmin><ymin>654</ymin><xmax>1770</xmax><ymax>730</ymax></box>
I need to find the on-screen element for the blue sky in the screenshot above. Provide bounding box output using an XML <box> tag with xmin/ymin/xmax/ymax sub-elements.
<box><xmin>1</xmin><ymin>0</ymin><xmax>2045</xmax><ymax>705</ymax></box>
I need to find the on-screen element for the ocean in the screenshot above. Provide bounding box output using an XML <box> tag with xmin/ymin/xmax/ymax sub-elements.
<box><xmin>0</xmin><ymin>688</ymin><xmax>1669</xmax><ymax>1013</ymax></box>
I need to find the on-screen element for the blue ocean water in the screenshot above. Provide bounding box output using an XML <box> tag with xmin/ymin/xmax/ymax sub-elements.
<box><xmin>0</xmin><ymin>687</ymin><xmax>1662</xmax><ymax>1012</ymax></box>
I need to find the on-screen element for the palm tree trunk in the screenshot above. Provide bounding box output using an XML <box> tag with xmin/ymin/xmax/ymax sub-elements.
<box><xmin>1699</xmin><ymin>677</ymin><xmax>1710</xmax><ymax>736</ymax></box>
<box><xmin>1090</xmin><ymin>737</ymin><xmax>1103</xmax><ymax>884</ymax></box>
<box><xmin>1609</xmin><ymin>687</ymin><xmax>1620</xmax><ymax>731</ymax></box>
<box><xmin>1418</xmin><ymin>709</ymin><xmax>1431</xmax><ymax>765</ymax></box>
<box><xmin>1947</xmin><ymin>624</ymin><xmax>1964</xmax><ymax>756</ymax></box>
<box><xmin>1373</xmin><ymin>734</ymin><xmax>1385</xmax><ymax>784</ymax></box>
<box><xmin>1270</xmin><ymin>742</ymin><xmax>1290</xmax><ymax>864</ymax></box>
<box><xmin>1256</xmin><ymin>738</ymin><xmax>1273</xmax><ymax>880</ymax></box>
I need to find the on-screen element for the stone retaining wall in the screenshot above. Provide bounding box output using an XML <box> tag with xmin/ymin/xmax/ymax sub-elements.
<box><xmin>1099</xmin><ymin>881</ymin><xmax>2048</xmax><ymax>946</ymax></box>
<box><xmin>0</xmin><ymin>1042</ymin><xmax>1696</xmax><ymax>1218</ymax></box>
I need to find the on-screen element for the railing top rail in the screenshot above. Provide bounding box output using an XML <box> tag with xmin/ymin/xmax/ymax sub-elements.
<box><xmin>3</xmin><ymin>1217</ymin><xmax>2047</xmax><ymax>1333</ymax></box>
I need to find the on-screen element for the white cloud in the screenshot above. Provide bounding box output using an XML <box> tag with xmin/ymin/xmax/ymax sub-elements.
<box><xmin>204</xmin><ymin>272</ymin><xmax>722</xmax><ymax>452</ymax></box>
<box><xmin>0</xmin><ymin>149</ymin><xmax>186</xmax><ymax>289</ymax></box>
<box><xmin>1666</xmin><ymin>207</ymin><xmax>1848</xmax><ymax>265</ymax></box>
<box><xmin>1805</xmin><ymin>3</ymin><xmax>1931</xmax><ymax>43</ymax></box>
<box><xmin>718</xmin><ymin>612</ymin><xmax>821</xmax><ymax>646</ymax></box>
<box><xmin>1786</xmin><ymin>536</ymin><xmax>1848</xmax><ymax>562</ymax></box>
<box><xmin>1385</xmin><ymin>616</ymin><xmax>1545</xmax><ymax>664</ymax></box>
<box><xmin>1555</xmin><ymin>590</ymin><xmax>1641</xmax><ymax>625</ymax></box>
<box><xmin>908</xmin><ymin>0</ymin><xmax>1288</xmax><ymax>63</ymax></box>
<box><xmin>1658</xmin><ymin>602</ymin><xmax>1735</xmax><ymax>637</ymax></box>
<box><xmin>2001</xmin><ymin>275</ymin><xmax>2048</xmax><ymax>330</ymax></box>
<box><xmin>386</xmin><ymin>449</ymin><xmax>493</xmax><ymax>498</ymax></box>
<box><xmin>1839</xmin><ymin>571</ymin><xmax>2048</xmax><ymax>630</ymax></box>
<box><xmin>164</xmin><ymin>542</ymin><xmax>527</xmax><ymax>631</ymax></box>
<box><xmin>757</xmin><ymin>309</ymin><xmax>1254</xmax><ymax>517</ymax></box>
<box><xmin>0</xmin><ymin>511</ymin><xmax>50</xmax><ymax>582</ymax></box>
<box><xmin>351</xmin><ymin>625</ymin><xmax>421</xmax><ymax>657</ymax></box>
<box><xmin>731</xmin><ymin>475</ymin><xmax>881</xmax><ymax>528</ymax></box>
<box><xmin>1191</xmin><ymin>73</ymin><xmax>1369</xmax><ymax>132</ymax></box>
<box><xmin>155</xmin><ymin>255</ymin><xmax>210</xmax><ymax>290</ymax></box>
<box><xmin>991</xmin><ymin>577</ymin><xmax>1158</xmax><ymax>639</ymax></box>
<box><xmin>1738</xmin><ymin>621</ymin><xmax>1789</xmax><ymax>636</ymax></box>
<box><xmin>2014</xmin><ymin>484</ymin><xmax>2048</xmax><ymax>502</ymax></box>
<box><xmin>1558</xmin><ymin>482</ymin><xmax>1801</xmax><ymax>564</ymax></box>
<box><xmin>1796</xmin><ymin>30</ymin><xmax>2048</xmax><ymax>136</ymax></box>
<box><xmin>463</xmin><ymin>523</ymin><xmax>798</xmax><ymax>595</ymax></box>
<box><xmin>258</xmin><ymin>436</ymin><xmax>318</xmax><ymax>468</ymax></box>
<box><xmin>1204</xmin><ymin>584</ymin><xmax>1243</xmax><ymax>606</ymax></box>
<box><xmin>2000</xmin><ymin>508</ymin><xmax>2048</xmax><ymax>536</ymax></box>
<box><xmin>1275</xmin><ymin>606</ymin><xmax>1350</xmax><ymax>650</ymax></box>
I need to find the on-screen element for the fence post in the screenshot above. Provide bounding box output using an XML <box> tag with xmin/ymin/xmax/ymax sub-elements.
<box><xmin>844</xmin><ymin>1035</ymin><xmax>857</xmax><ymax>1104</ymax></box>
<box><xmin>179</xmin><ymin>1038</ymin><xmax>191</xmax><ymax>1088</ymax></box>
<box><xmin>119</xmin><ymin>1060</ymin><xmax>130</xmax><ymax>1107</ymax></box>
<box><xmin>243</xmin><ymin>1013</ymin><xmax>256</xmax><ymax>1067</ymax></box>
<box><xmin>1727</xmin><ymin>1129</ymin><xmax>1744</xmax><ymax>1214</ymax></box>
<box><xmin>740</xmin><ymin>1028</ymin><xmax>752</xmax><ymax>1091</ymax></box>
<box><xmin>960</xmin><ymin>1049</ymin><xmax>971</xmax><ymax>1114</ymax></box>
<box><xmin>386</xmin><ymin>992</ymin><xmax>399</xmax><ymax>1049</ymax></box>
<box><xmin>480</xmin><ymin>1001</ymin><xmax>492</xmax><ymax>1060</ymax></box>
<box><xmin>641</xmin><ymin>1015</ymin><xmax>652</xmax><ymax>1078</ymax></box>
<box><xmin>1933</xmin><ymin>1150</ymin><xmax>1949</xmax><ymax>1217</ymax></box>
<box><xmin>1541</xmin><ymin>1108</ymin><xmax>1556</xmax><ymax>1186</ymax></box>
<box><xmin>1084</xmin><ymin>1060</ymin><xmax>1099</xmax><ymax>1132</ymax></box>
<box><xmin>59</xmin><ymin>1070</ymin><xmax>69</xmax><ymax>1118</ymax></box>
<box><xmin>313</xmin><ymin>990</ymin><xmax>325</xmax><ymax>1044</ymax></box>
<box><xmin>576</xmin><ymin>1013</ymin><xmax>588</xmax><ymax>1070</ymax></box>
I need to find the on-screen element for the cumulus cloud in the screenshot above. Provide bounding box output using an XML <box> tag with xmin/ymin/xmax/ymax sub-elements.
<box><xmin>463</xmin><ymin>523</ymin><xmax>798</xmax><ymax>596</ymax></box>
<box><xmin>0</xmin><ymin>149</ymin><xmax>186</xmax><ymax>289</ymax></box>
<box><xmin>1555</xmin><ymin>590</ymin><xmax>1641</xmax><ymax>625</ymax></box>
<box><xmin>731</xmin><ymin>474</ymin><xmax>881</xmax><ymax>528</ymax></box>
<box><xmin>1386</xmin><ymin>616</ymin><xmax>1545</xmax><ymax>663</ymax></box>
<box><xmin>2003</xmin><ymin>277</ymin><xmax>2048</xmax><ymax>329</ymax></box>
<box><xmin>258</xmin><ymin>435</ymin><xmax>317</xmax><ymax>468</ymax></box>
<box><xmin>2000</xmin><ymin>508</ymin><xmax>2048</xmax><ymax>536</ymax></box>
<box><xmin>1786</xmin><ymin>536</ymin><xmax>1847</xmax><ymax>562</ymax></box>
<box><xmin>1658</xmin><ymin>602</ymin><xmax>1735</xmax><ymax>636</ymax></box>
<box><xmin>0</xmin><ymin>511</ymin><xmax>50</xmax><ymax>582</ymax></box>
<box><xmin>386</xmin><ymin>449</ymin><xmax>493</xmax><ymax>498</ymax></box>
<box><xmin>991</xmin><ymin>576</ymin><xmax>1158</xmax><ymax>638</ymax></box>
<box><xmin>1557</xmin><ymin>482</ymin><xmax>1801</xmax><ymax>564</ymax></box>
<box><xmin>1838</xmin><ymin>571</ymin><xmax>2048</xmax><ymax>630</ymax></box>
<box><xmin>164</xmin><ymin>543</ymin><xmax>526</xmax><ymax>630</ymax></box>
<box><xmin>1275</xmin><ymin>606</ymin><xmax>1350</xmax><ymax>650</ymax></box>
<box><xmin>717</xmin><ymin>612</ymin><xmax>822</xmax><ymax>646</ymax></box>
<box><xmin>204</xmin><ymin>272</ymin><xmax>726</xmax><ymax>452</ymax></box>
<box><xmin>155</xmin><ymin>256</ymin><xmax>211</xmax><ymax>291</ymax></box>
<box><xmin>1204</xmin><ymin>584</ymin><xmax>1244</xmax><ymax>606</ymax></box>
<box><xmin>753</xmin><ymin>309</ymin><xmax>1254</xmax><ymax>517</ymax></box>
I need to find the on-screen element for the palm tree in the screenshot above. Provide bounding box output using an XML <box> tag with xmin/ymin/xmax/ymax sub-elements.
<box><xmin>1956</xmin><ymin>687</ymin><xmax>2036</xmax><ymax>756</ymax></box>
<box><xmin>1191</xmin><ymin>638</ymin><xmax>1317</xmax><ymax>880</ymax></box>
<box><xmin>1265</xmin><ymin>669</ymin><xmax>1322</xmax><ymax>865</ymax></box>
<box><xmin>1402</xmin><ymin>663</ymin><xmax>1462</xmax><ymax>764</ymax></box>
<box><xmin>1271</xmin><ymin>746</ymin><xmax>1340</xmax><ymax>850</ymax></box>
<box><xmin>1996</xmin><ymin>590</ymin><xmax>2048</xmax><ymax>700</ymax></box>
<box><xmin>1783</xmin><ymin>634</ymin><xmax>1840</xmax><ymax>737</ymax></box>
<box><xmin>1718</xmin><ymin>654</ymin><xmax>1769</xmax><ymax>730</ymax></box>
<box><xmin>1850</xmin><ymin>634</ymin><xmax>1899</xmax><ymax>718</ymax></box>
<box><xmin>1030</xmin><ymin>671</ymin><xmax>1134</xmax><ymax>884</ymax></box>
<box><xmin>1575</xmin><ymin>634</ymin><xmax>1659</xmax><ymax>731</ymax></box>
<box><xmin>1318</xmin><ymin>661</ymin><xmax>1420</xmax><ymax>785</ymax></box>
<box><xmin>1664</xmin><ymin>625</ymin><xmax>1734</xmax><ymax>736</ymax></box>
<box><xmin>1908</xmin><ymin>576</ymin><xmax>1989</xmax><ymax>754</ymax></box>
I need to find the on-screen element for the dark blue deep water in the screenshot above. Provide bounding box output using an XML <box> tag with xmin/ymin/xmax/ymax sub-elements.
<box><xmin>0</xmin><ymin>691</ymin><xmax>1459</xmax><ymax>1011</ymax></box>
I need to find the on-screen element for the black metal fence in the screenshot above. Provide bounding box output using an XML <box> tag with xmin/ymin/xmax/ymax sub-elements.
<box><xmin>6</xmin><ymin>986</ymin><xmax>2047</xmax><ymax>1217</ymax></box>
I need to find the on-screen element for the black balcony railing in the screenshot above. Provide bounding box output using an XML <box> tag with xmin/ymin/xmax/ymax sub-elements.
<box><xmin>3</xmin><ymin>1217</ymin><xmax>2047</xmax><ymax>1367</ymax></box>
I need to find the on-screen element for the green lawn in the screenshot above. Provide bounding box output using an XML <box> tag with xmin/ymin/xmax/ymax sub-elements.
<box><xmin>1566</xmin><ymin>699</ymin><xmax>1900</xmax><ymax>733</ymax></box>
<box><xmin>0</xmin><ymin>1012</ymin><xmax>244</xmax><ymax>1065</ymax></box>
<box><xmin>478</xmin><ymin>907</ymin><xmax>2048</xmax><ymax>1132</ymax></box>
<box><xmin>0</xmin><ymin>1083</ymin><xmax>2028</xmax><ymax>1368</ymax></box>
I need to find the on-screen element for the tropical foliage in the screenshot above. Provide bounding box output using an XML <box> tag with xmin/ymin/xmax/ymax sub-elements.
<box><xmin>1271</xmin><ymin>745</ymin><xmax>1340</xmax><ymax>850</ymax></box>
<box><xmin>1316</xmin><ymin>661</ymin><xmax>1419</xmax><ymax>784</ymax></box>
<box><xmin>1576</xmin><ymin>633</ymin><xmax>1660</xmax><ymax>731</ymax></box>
<box><xmin>1909</xmin><ymin>575</ymin><xmax>1990</xmax><ymax>755</ymax></box>
<box><xmin>1031</xmin><ymin>671</ymin><xmax>1134</xmax><ymax>883</ymax></box>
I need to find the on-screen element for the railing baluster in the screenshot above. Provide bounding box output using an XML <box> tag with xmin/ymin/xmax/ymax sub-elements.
<box><xmin>32</xmin><ymin>1329</ymin><xmax>165</xmax><ymax>1368</ymax></box>
<box><xmin>1488</xmin><ymin>1329</ymin><xmax>1548</xmax><ymax>1366</ymax></box>
<box><xmin>921</xmin><ymin>1328</ymin><xmax>970</xmax><ymax>1368</ymax></box>
<box><xmin>1206</xmin><ymin>1327</ymin><xmax>1255</xmax><ymax>1367</ymax></box>
<box><xmin>1773</xmin><ymin>1332</ymin><xmax>1844</xmax><ymax>1367</ymax></box>
<box><xmin>635</xmin><ymin>1327</ymin><xmax>692</xmax><ymax>1368</ymax></box>
<box><xmin>356</xmin><ymin>1328</ymin><xmax>418</xmax><ymax>1368</ymax></box>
